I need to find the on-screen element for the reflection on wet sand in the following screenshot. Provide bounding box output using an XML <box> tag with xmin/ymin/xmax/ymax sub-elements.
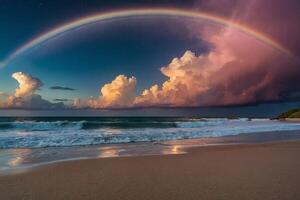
<box><xmin>160</xmin><ymin>144</ymin><xmax>185</xmax><ymax>155</ymax></box>
<box><xmin>170</xmin><ymin>145</ymin><xmax>183</xmax><ymax>154</ymax></box>
<box><xmin>7</xmin><ymin>149</ymin><xmax>32</xmax><ymax>167</ymax></box>
<box><xmin>98</xmin><ymin>146</ymin><xmax>123</xmax><ymax>158</ymax></box>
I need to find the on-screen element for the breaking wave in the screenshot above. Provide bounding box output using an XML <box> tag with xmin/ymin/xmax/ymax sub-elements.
<box><xmin>0</xmin><ymin>117</ymin><xmax>300</xmax><ymax>148</ymax></box>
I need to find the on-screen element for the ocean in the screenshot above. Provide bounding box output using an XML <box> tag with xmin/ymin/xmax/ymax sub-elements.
<box><xmin>1</xmin><ymin>117</ymin><xmax>300</xmax><ymax>172</ymax></box>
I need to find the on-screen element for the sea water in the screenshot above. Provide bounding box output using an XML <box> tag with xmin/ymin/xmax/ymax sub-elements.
<box><xmin>0</xmin><ymin>117</ymin><xmax>300</xmax><ymax>173</ymax></box>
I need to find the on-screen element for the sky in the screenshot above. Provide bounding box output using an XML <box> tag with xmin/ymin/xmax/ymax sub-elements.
<box><xmin>0</xmin><ymin>0</ymin><xmax>299</xmax><ymax>117</ymax></box>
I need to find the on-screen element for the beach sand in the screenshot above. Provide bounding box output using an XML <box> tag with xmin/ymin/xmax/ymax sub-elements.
<box><xmin>1</xmin><ymin>141</ymin><xmax>300</xmax><ymax>200</ymax></box>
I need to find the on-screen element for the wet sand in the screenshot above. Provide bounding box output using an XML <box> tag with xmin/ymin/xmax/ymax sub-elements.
<box><xmin>1</xmin><ymin>141</ymin><xmax>300</xmax><ymax>200</ymax></box>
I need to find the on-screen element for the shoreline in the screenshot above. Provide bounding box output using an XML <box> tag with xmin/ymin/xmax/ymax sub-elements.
<box><xmin>5</xmin><ymin>139</ymin><xmax>300</xmax><ymax>174</ymax></box>
<box><xmin>1</xmin><ymin>139</ymin><xmax>300</xmax><ymax>199</ymax></box>
<box><xmin>1</xmin><ymin>130</ymin><xmax>300</xmax><ymax>174</ymax></box>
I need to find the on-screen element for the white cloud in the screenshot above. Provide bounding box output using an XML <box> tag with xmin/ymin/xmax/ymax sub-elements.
<box><xmin>12</xmin><ymin>72</ymin><xmax>43</xmax><ymax>97</ymax></box>
<box><xmin>74</xmin><ymin>75</ymin><xmax>137</xmax><ymax>108</ymax></box>
<box><xmin>0</xmin><ymin>72</ymin><xmax>65</xmax><ymax>109</ymax></box>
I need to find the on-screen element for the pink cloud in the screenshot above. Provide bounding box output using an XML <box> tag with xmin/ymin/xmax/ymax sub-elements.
<box><xmin>134</xmin><ymin>23</ymin><xmax>299</xmax><ymax>107</ymax></box>
<box><xmin>194</xmin><ymin>0</ymin><xmax>300</xmax><ymax>53</ymax></box>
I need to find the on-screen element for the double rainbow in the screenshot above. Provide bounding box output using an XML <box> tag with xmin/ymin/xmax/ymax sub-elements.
<box><xmin>0</xmin><ymin>8</ymin><xmax>294</xmax><ymax>68</ymax></box>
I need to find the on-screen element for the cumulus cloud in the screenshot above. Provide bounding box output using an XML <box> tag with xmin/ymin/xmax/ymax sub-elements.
<box><xmin>134</xmin><ymin>42</ymin><xmax>235</xmax><ymax>107</ymax></box>
<box><xmin>74</xmin><ymin>75</ymin><xmax>137</xmax><ymax>108</ymax></box>
<box><xmin>12</xmin><ymin>72</ymin><xmax>43</xmax><ymax>97</ymax></box>
<box><xmin>135</xmin><ymin>22</ymin><xmax>300</xmax><ymax>107</ymax></box>
<box><xmin>0</xmin><ymin>72</ymin><xmax>65</xmax><ymax>109</ymax></box>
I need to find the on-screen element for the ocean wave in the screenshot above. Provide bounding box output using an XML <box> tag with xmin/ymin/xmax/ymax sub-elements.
<box><xmin>0</xmin><ymin>121</ymin><xmax>84</xmax><ymax>131</ymax></box>
<box><xmin>0</xmin><ymin>117</ymin><xmax>253</xmax><ymax>131</ymax></box>
<box><xmin>0</xmin><ymin>117</ymin><xmax>300</xmax><ymax>149</ymax></box>
<box><xmin>0</xmin><ymin>120</ymin><xmax>179</xmax><ymax>131</ymax></box>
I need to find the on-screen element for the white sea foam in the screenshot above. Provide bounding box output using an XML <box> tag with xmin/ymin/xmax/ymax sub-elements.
<box><xmin>0</xmin><ymin>118</ymin><xmax>300</xmax><ymax>148</ymax></box>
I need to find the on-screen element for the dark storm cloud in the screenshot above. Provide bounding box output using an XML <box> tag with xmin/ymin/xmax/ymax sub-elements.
<box><xmin>180</xmin><ymin>0</ymin><xmax>300</xmax><ymax>106</ymax></box>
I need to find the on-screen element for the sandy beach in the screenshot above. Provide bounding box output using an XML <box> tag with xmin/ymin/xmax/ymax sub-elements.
<box><xmin>1</xmin><ymin>140</ymin><xmax>300</xmax><ymax>200</ymax></box>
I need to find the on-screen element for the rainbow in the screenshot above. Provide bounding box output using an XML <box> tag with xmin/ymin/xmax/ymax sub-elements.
<box><xmin>0</xmin><ymin>8</ymin><xmax>294</xmax><ymax>68</ymax></box>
